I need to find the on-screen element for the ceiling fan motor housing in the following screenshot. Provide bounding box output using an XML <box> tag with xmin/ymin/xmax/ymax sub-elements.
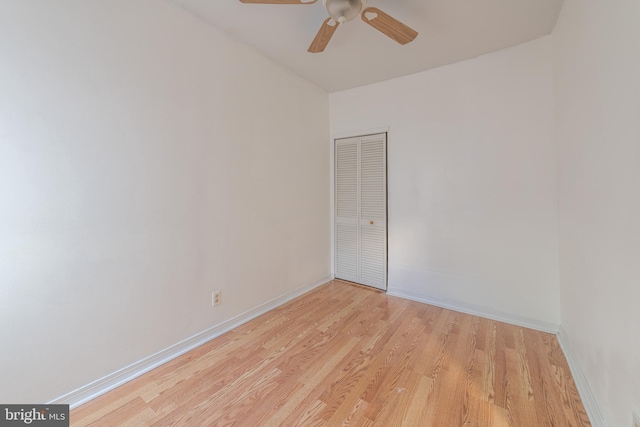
<box><xmin>323</xmin><ymin>0</ymin><xmax>366</xmax><ymax>24</ymax></box>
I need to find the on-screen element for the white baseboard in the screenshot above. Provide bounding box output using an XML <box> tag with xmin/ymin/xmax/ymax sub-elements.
<box><xmin>49</xmin><ymin>274</ymin><xmax>332</xmax><ymax>409</ymax></box>
<box><xmin>386</xmin><ymin>289</ymin><xmax>560</xmax><ymax>334</ymax></box>
<box><xmin>557</xmin><ymin>327</ymin><xmax>608</xmax><ymax>427</ymax></box>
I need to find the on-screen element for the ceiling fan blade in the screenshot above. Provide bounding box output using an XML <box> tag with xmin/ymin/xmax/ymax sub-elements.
<box><xmin>239</xmin><ymin>0</ymin><xmax>316</xmax><ymax>4</ymax></box>
<box><xmin>361</xmin><ymin>7</ymin><xmax>418</xmax><ymax>45</ymax></box>
<box><xmin>308</xmin><ymin>18</ymin><xmax>339</xmax><ymax>53</ymax></box>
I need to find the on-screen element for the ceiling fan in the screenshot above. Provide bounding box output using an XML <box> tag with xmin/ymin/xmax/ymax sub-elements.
<box><xmin>239</xmin><ymin>0</ymin><xmax>418</xmax><ymax>53</ymax></box>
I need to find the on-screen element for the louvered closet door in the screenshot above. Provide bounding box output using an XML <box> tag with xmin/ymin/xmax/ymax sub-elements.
<box><xmin>359</xmin><ymin>134</ymin><xmax>387</xmax><ymax>289</ymax></box>
<box><xmin>335</xmin><ymin>138</ymin><xmax>359</xmax><ymax>283</ymax></box>
<box><xmin>335</xmin><ymin>133</ymin><xmax>387</xmax><ymax>290</ymax></box>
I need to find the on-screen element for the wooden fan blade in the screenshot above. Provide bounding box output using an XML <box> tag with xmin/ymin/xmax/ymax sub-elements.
<box><xmin>308</xmin><ymin>18</ymin><xmax>339</xmax><ymax>53</ymax></box>
<box><xmin>361</xmin><ymin>7</ymin><xmax>418</xmax><ymax>45</ymax></box>
<box><xmin>240</xmin><ymin>0</ymin><xmax>316</xmax><ymax>4</ymax></box>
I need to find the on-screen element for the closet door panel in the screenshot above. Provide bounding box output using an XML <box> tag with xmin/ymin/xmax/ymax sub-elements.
<box><xmin>359</xmin><ymin>135</ymin><xmax>387</xmax><ymax>290</ymax></box>
<box><xmin>335</xmin><ymin>139</ymin><xmax>359</xmax><ymax>283</ymax></box>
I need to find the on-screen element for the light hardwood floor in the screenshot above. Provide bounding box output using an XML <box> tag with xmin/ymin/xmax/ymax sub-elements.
<box><xmin>71</xmin><ymin>280</ymin><xmax>590</xmax><ymax>426</ymax></box>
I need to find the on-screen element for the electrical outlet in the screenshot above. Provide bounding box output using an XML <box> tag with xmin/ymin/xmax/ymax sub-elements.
<box><xmin>212</xmin><ymin>291</ymin><xmax>221</xmax><ymax>307</ymax></box>
<box><xmin>633</xmin><ymin>412</ymin><xmax>640</xmax><ymax>427</ymax></box>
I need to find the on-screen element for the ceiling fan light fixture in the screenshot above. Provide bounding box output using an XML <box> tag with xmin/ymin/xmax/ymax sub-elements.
<box><xmin>323</xmin><ymin>0</ymin><xmax>364</xmax><ymax>24</ymax></box>
<box><xmin>239</xmin><ymin>0</ymin><xmax>418</xmax><ymax>53</ymax></box>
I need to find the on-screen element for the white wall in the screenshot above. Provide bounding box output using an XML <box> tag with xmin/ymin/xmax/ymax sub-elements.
<box><xmin>553</xmin><ymin>0</ymin><xmax>640</xmax><ymax>425</ymax></box>
<box><xmin>331</xmin><ymin>37</ymin><xmax>560</xmax><ymax>326</ymax></box>
<box><xmin>0</xmin><ymin>0</ymin><xmax>330</xmax><ymax>403</ymax></box>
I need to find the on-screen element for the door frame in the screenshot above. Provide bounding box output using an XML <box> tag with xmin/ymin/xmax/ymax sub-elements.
<box><xmin>330</xmin><ymin>127</ymin><xmax>389</xmax><ymax>289</ymax></box>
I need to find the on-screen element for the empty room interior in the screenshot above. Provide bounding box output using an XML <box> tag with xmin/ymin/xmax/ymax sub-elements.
<box><xmin>1</xmin><ymin>0</ymin><xmax>638</xmax><ymax>426</ymax></box>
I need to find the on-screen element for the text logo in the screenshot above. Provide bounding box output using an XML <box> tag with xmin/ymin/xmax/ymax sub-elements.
<box><xmin>0</xmin><ymin>405</ymin><xmax>69</xmax><ymax>426</ymax></box>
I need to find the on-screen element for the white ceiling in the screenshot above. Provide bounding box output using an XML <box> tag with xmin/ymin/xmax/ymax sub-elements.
<box><xmin>171</xmin><ymin>0</ymin><xmax>564</xmax><ymax>92</ymax></box>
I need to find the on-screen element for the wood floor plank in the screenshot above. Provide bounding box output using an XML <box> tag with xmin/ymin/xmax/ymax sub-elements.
<box><xmin>71</xmin><ymin>280</ymin><xmax>591</xmax><ymax>426</ymax></box>
<box><xmin>265</xmin><ymin>336</ymin><xmax>361</xmax><ymax>426</ymax></box>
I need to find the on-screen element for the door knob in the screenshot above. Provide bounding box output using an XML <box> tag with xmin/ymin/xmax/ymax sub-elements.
<box><xmin>370</xmin><ymin>221</ymin><xmax>374</xmax><ymax>225</ymax></box>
